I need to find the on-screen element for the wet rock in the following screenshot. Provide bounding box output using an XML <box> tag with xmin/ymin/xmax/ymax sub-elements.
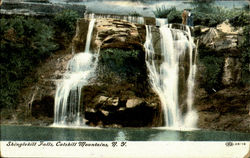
<box><xmin>82</xmin><ymin>84</ymin><xmax>163</xmax><ymax>127</ymax></box>
<box><xmin>101</xmin><ymin>110</ymin><xmax>109</xmax><ymax>117</ymax></box>
<box><xmin>107</xmin><ymin>97</ymin><xmax>119</xmax><ymax>107</ymax></box>
<box><xmin>98</xmin><ymin>96</ymin><xmax>108</xmax><ymax>104</ymax></box>
<box><xmin>126</xmin><ymin>98</ymin><xmax>144</xmax><ymax>108</ymax></box>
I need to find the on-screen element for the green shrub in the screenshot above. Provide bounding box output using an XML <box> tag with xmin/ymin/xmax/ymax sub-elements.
<box><xmin>229</xmin><ymin>11</ymin><xmax>250</xmax><ymax>27</ymax></box>
<box><xmin>239</xmin><ymin>25</ymin><xmax>250</xmax><ymax>84</ymax></box>
<box><xmin>54</xmin><ymin>10</ymin><xmax>80</xmax><ymax>36</ymax></box>
<box><xmin>200</xmin><ymin>56</ymin><xmax>224</xmax><ymax>93</ymax></box>
<box><xmin>98</xmin><ymin>48</ymin><xmax>145</xmax><ymax>78</ymax></box>
<box><xmin>198</xmin><ymin>45</ymin><xmax>224</xmax><ymax>93</ymax></box>
<box><xmin>167</xmin><ymin>9</ymin><xmax>182</xmax><ymax>23</ymax></box>
<box><xmin>190</xmin><ymin>3</ymin><xmax>248</xmax><ymax>27</ymax></box>
<box><xmin>153</xmin><ymin>6</ymin><xmax>177</xmax><ymax>18</ymax></box>
<box><xmin>153</xmin><ymin>6</ymin><xmax>182</xmax><ymax>23</ymax></box>
<box><xmin>0</xmin><ymin>16</ymin><xmax>57</xmax><ymax>109</ymax></box>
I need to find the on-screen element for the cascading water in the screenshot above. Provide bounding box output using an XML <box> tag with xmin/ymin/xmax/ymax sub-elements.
<box><xmin>53</xmin><ymin>17</ymin><xmax>97</xmax><ymax>126</ymax></box>
<box><xmin>84</xmin><ymin>13</ymin><xmax>145</xmax><ymax>24</ymax></box>
<box><xmin>155</xmin><ymin>18</ymin><xmax>168</xmax><ymax>27</ymax></box>
<box><xmin>144</xmin><ymin>24</ymin><xmax>198</xmax><ymax>128</ymax></box>
<box><xmin>183</xmin><ymin>26</ymin><xmax>198</xmax><ymax>128</ymax></box>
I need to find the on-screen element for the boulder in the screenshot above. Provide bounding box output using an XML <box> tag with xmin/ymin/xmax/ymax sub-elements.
<box><xmin>126</xmin><ymin>98</ymin><xmax>144</xmax><ymax>108</ymax></box>
<box><xmin>199</xmin><ymin>20</ymin><xmax>242</xmax><ymax>52</ymax></box>
<box><xmin>216</xmin><ymin>20</ymin><xmax>241</xmax><ymax>35</ymax></box>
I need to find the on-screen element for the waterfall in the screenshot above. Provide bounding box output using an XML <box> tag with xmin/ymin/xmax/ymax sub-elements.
<box><xmin>53</xmin><ymin>18</ymin><xmax>97</xmax><ymax>126</ymax></box>
<box><xmin>84</xmin><ymin>13</ymin><xmax>145</xmax><ymax>24</ymax></box>
<box><xmin>145</xmin><ymin>24</ymin><xmax>197</xmax><ymax>128</ymax></box>
<box><xmin>155</xmin><ymin>18</ymin><xmax>168</xmax><ymax>27</ymax></box>
<box><xmin>183</xmin><ymin>26</ymin><xmax>198</xmax><ymax>128</ymax></box>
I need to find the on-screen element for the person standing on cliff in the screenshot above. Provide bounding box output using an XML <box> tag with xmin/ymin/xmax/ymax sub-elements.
<box><xmin>187</xmin><ymin>10</ymin><xmax>194</xmax><ymax>27</ymax></box>
<box><xmin>182</xmin><ymin>9</ymin><xmax>188</xmax><ymax>25</ymax></box>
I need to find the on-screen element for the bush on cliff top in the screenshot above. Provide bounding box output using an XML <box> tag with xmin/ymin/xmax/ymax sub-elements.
<box><xmin>153</xmin><ymin>4</ymin><xmax>249</xmax><ymax>27</ymax></box>
<box><xmin>54</xmin><ymin>10</ymin><xmax>80</xmax><ymax>36</ymax></box>
<box><xmin>0</xmin><ymin>16</ymin><xmax>57</xmax><ymax>109</ymax></box>
<box><xmin>153</xmin><ymin>6</ymin><xmax>182</xmax><ymax>23</ymax></box>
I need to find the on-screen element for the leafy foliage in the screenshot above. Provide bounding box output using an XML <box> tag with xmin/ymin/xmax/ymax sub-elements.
<box><xmin>129</xmin><ymin>11</ymin><xmax>141</xmax><ymax>17</ymax></box>
<box><xmin>239</xmin><ymin>25</ymin><xmax>250</xmax><ymax>84</ymax></box>
<box><xmin>153</xmin><ymin>2</ymin><xmax>249</xmax><ymax>27</ymax></box>
<box><xmin>229</xmin><ymin>11</ymin><xmax>250</xmax><ymax>27</ymax></box>
<box><xmin>54</xmin><ymin>10</ymin><xmax>80</xmax><ymax>36</ymax></box>
<box><xmin>198</xmin><ymin>46</ymin><xmax>224</xmax><ymax>93</ymax></box>
<box><xmin>153</xmin><ymin>6</ymin><xmax>182</xmax><ymax>23</ymax></box>
<box><xmin>99</xmin><ymin>48</ymin><xmax>145</xmax><ymax>78</ymax></box>
<box><xmin>192</xmin><ymin>5</ymin><xmax>246</xmax><ymax>27</ymax></box>
<box><xmin>0</xmin><ymin>16</ymin><xmax>57</xmax><ymax>109</ymax></box>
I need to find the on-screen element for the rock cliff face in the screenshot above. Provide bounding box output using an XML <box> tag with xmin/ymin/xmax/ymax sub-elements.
<box><xmin>194</xmin><ymin>20</ymin><xmax>249</xmax><ymax>132</ymax></box>
<box><xmin>73</xmin><ymin>18</ymin><xmax>163</xmax><ymax>127</ymax></box>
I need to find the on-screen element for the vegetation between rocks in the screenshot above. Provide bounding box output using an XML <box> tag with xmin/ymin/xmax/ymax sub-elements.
<box><xmin>239</xmin><ymin>25</ymin><xmax>250</xmax><ymax>85</ymax></box>
<box><xmin>0</xmin><ymin>10</ymin><xmax>80</xmax><ymax>110</ymax></box>
<box><xmin>98</xmin><ymin>48</ymin><xmax>144</xmax><ymax>77</ymax></box>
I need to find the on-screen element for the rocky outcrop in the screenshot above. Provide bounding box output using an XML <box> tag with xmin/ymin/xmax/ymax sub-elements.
<box><xmin>73</xmin><ymin>18</ymin><xmax>163</xmax><ymax>127</ymax></box>
<box><xmin>72</xmin><ymin>18</ymin><xmax>146</xmax><ymax>53</ymax></box>
<box><xmin>194</xmin><ymin>20</ymin><xmax>249</xmax><ymax>132</ymax></box>
<box><xmin>197</xmin><ymin>20</ymin><xmax>243</xmax><ymax>87</ymax></box>
<box><xmin>82</xmin><ymin>87</ymin><xmax>163</xmax><ymax>127</ymax></box>
<box><xmin>199</xmin><ymin>20</ymin><xmax>241</xmax><ymax>52</ymax></box>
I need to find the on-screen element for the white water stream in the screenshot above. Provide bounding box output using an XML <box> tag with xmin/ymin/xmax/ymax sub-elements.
<box><xmin>84</xmin><ymin>13</ymin><xmax>145</xmax><ymax>24</ymax></box>
<box><xmin>145</xmin><ymin>24</ymin><xmax>198</xmax><ymax>128</ymax></box>
<box><xmin>53</xmin><ymin>18</ymin><xmax>97</xmax><ymax>126</ymax></box>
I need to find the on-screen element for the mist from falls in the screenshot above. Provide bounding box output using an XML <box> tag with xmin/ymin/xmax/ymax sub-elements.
<box><xmin>144</xmin><ymin>24</ymin><xmax>198</xmax><ymax>128</ymax></box>
<box><xmin>53</xmin><ymin>17</ymin><xmax>97</xmax><ymax>126</ymax></box>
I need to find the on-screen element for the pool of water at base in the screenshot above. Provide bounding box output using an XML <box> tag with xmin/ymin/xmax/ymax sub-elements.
<box><xmin>1</xmin><ymin>124</ymin><xmax>249</xmax><ymax>141</ymax></box>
